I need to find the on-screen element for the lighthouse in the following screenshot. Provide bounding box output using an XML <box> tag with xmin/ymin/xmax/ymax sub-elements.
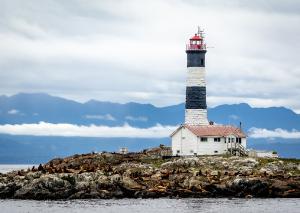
<box><xmin>170</xmin><ymin>28</ymin><xmax>247</xmax><ymax>156</ymax></box>
<box><xmin>185</xmin><ymin>28</ymin><xmax>208</xmax><ymax>125</ymax></box>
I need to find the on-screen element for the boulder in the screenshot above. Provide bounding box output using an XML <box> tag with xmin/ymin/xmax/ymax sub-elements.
<box><xmin>15</xmin><ymin>175</ymin><xmax>73</xmax><ymax>199</ymax></box>
<box><xmin>122</xmin><ymin>176</ymin><xmax>143</xmax><ymax>190</ymax></box>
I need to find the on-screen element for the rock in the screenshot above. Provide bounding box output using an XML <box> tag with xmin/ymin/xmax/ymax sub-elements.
<box><xmin>122</xmin><ymin>176</ymin><xmax>143</xmax><ymax>190</ymax></box>
<box><xmin>231</xmin><ymin>158</ymin><xmax>258</xmax><ymax>169</ymax></box>
<box><xmin>151</xmin><ymin>172</ymin><xmax>162</xmax><ymax>181</ymax></box>
<box><xmin>286</xmin><ymin>163</ymin><xmax>298</xmax><ymax>170</ymax></box>
<box><xmin>270</xmin><ymin>180</ymin><xmax>291</xmax><ymax>197</ymax></box>
<box><xmin>110</xmin><ymin>174</ymin><xmax>121</xmax><ymax>184</ymax></box>
<box><xmin>231</xmin><ymin>178</ymin><xmax>269</xmax><ymax>197</ymax></box>
<box><xmin>25</xmin><ymin>171</ymin><xmax>42</xmax><ymax>180</ymax></box>
<box><xmin>96</xmin><ymin>175</ymin><xmax>110</xmax><ymax>190</ymax></box>
<box><xmin>239</xmin><ymin>166</ymin><xmax>253</xmax><ymax>176</ymax></box>
<box><xmin>15</xmin><ymin>175</ymin><xmax>73</xmax><ymax>199</ymax></box>
<box><xmin>259</xmin><ymin>168</ymin><xmax>273</xmax><ymax>176</ymax></box>
<box><xmin>221</xmin><ymin>161</ymin><xmax>229</xmax><ymax>169</ymax></box>
<box><xmin>210</xmin><ymin>170</ymin><xmax>220</xmax><ymax>177</ymax></box>
<box><xmin>0</xmin><ymin>148</ymin><xmax>299</xmax><ymax>199</ymax></box>
<box><xmin>75</xmin><ymin>181</ymin><xmax>89</xmax><ymax>191</ymax></box>
<box><xmin>188</xmin><ymin>177</ymin><xmax>202</xmax><ymax>191</ymax></box>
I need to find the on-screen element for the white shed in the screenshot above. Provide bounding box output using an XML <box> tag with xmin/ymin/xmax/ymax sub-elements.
<box><xmin>171</xmin><ymin>124</ymin><xmax>247</xmax><ymax>156</ymax></box>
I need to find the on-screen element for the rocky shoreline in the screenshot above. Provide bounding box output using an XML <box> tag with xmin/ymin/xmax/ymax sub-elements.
<box><xmin>0</xmin><ymin>147</ymin><xmax>299</xmax><ymax>199</ymax></box>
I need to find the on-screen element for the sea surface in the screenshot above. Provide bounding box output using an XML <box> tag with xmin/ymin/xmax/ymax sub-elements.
<box><xmin>0</xmin><ymin>165</ymin><xmax>299</xmax><ymax>213</ymax></box>
<box><xmin>0</xmin><ymin>164</ymin><xmax>37</xmax><ymax>174</ymax></box>
<box><xmin>0</xmin><ymin>198</ymin><xmax>299</xmax><ymax>213</ymax></box>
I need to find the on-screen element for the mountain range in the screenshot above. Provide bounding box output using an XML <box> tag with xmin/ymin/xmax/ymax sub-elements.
<box><xmin>0</xmin><ymin>93</ymin><xmax>299</xmax><ymax>163</ymax></box>
<box><xmin>1</xmin><ymin>93</ymin><xmax>300</xmax><ymax>130</ymax></box>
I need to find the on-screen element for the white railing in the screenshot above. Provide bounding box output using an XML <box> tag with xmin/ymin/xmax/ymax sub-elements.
<box><xmin>228</xmin><ymin>142</ymin><xmax>249</xmax><ymax>156</ymax></box>
<box><xmin>186</xmin><ymin>44</ymin><xmax>206</xmax><ymax>51</ymax></box>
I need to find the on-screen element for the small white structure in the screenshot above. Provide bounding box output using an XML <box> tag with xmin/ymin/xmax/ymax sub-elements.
<box><xmin>171</xmin><ymin>124</ymin><xmax>247</xmax><ymax>156</ymax></box>
<box><xmin>119</xmin><ymin>147</ymin><xmax>128</xmax><ymax>154</ymax></box>
<box><xmin>248</xmin><ymin>150</ymin><xmax>278</xmax><ymax>158</ymax></box>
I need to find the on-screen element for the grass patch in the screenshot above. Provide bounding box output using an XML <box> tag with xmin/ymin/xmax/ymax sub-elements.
<box><xmin>278</xmin><ymin>158</ymin><xmax>300</xmax><ymax>164</ymax></box>
<box><xmin>140</xmin><ymin>158</ymin><xmax>170</xmax><ymax>168</ymax></box>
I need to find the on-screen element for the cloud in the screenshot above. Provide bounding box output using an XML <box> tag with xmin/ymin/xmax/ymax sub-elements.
<box><xmin>84</xmin><ymin>114</ymin><xmax>116</xmax><ymax>121</ymax></box>
<box><xmin>248</xmin><ymin>127</ymin><xmax>300</xmax><ymax>139</ymax></box>
<box><xmin>7</xmin><ymin>109</ymin><xmax>19</xmax><ymax>114</ymax></box>
<box><xmin>125</xmin><ymin>115</ymin><xmax>148</xmax><ymax>122</ymax></box>
<box><xmin>1</xmin><ymin>122</ymin><xmax>299</xmax><ymax>139</ymax></box>
<box><xmin>0</xmin><ymin>0</ymin><xmax>300</xmax><ymax>112</ymax></box>
<box><xmin>0</xmin><ymin>122</ymin><xmax>177</xmax><ymax>138</ymax></box>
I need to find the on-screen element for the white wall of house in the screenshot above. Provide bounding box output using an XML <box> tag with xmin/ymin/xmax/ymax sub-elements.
<box><xmin>171</xmin><ymin>126</ymin><xmax>198</xmax><ymax>156</ymax></box>
<box><xmin>171</xmin><ymin>127</ymin><xmax>247</xmax><ymax>156</ymax></box>
<box><xmin>242</xmin><ymin>138</ymin><xmax>247</xmax><ymax>149</ymax></box>
<box><xmin>196</xmin><ymin>136</ymin><xmax>228</xmax><ymax>155</ymax></box>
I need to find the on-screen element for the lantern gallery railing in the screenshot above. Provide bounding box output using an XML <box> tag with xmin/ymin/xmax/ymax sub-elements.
<box><xmin>186</xmin><ymin>44</ymin><xmax>206</xmax><ymax>51</ymax></box>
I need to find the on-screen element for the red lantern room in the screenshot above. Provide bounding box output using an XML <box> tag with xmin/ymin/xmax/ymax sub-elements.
<box><xmin>186</xmin><ymin>27</ymin><xmax>206</xmax><ymax>51</ymax></box>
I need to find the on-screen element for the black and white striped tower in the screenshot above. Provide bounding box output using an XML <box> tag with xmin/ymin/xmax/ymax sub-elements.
<box><xmin>185</xmin><ymin>27</ymin><xmax>209</xmax><ymax>125</ymax></box>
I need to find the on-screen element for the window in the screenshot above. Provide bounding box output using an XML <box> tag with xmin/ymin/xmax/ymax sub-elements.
<box><xmin>214</xmin><ymin>138</ymin><xmax>221</xmax><ymax>142</ymax></box>
<box><xmin>201</xmin><ymin>59</ymin><xmax>204</xmax><ymax>65</ymax></box>
<box><xmin>214</xmin><ymin>151</ymin><xmax>218</xmax><ymax>154</ymax></box>
<box><xmin>181</xmin><ymin>136</ymin><xmax>185</xmax><ymax>140</ymax></box>
<box><xmin>201</xmin><ymin>137</ymin><xmax>207</xmax><ymax>142</ymax></box>
<box><xmin>238</xmin><ymin>138</ymin><xmax>242</xmax><ymax>144</ymax></box>
<box><xmin>176</xmin><ymin>150</ymin><xmax>180</xmax><ymax>154</ymax></box>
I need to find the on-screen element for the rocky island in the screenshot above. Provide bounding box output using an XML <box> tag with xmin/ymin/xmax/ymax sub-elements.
<box><xmin>0</xmin><ymin>146</ymin><xmax>299</xmax><ymax>199</ymax></box>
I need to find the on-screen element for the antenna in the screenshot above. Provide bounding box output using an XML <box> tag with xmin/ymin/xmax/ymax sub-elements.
<box><xmin>197</xmin><ymin>26</ymin><xmax>205</xmax><ymax>38</ymax></box>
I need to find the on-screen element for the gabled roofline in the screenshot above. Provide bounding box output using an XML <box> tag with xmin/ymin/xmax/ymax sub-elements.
<box><xmin>169</xmin><ymin>124</ymin><xmax>184</xmax><ymax>137</ymax></box>
<box><xmin>171</xmin><ymin>124</ymin><xmax>247</xmax><ymax>138</ymax></box>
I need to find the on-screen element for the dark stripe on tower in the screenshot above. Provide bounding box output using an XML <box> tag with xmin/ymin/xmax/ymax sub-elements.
<box><xmin>186</xmin><ymin>50</ymin><xmax>206</xmax><ymax>67</ymax></box>
<box><xmin>185</xmin><ymin>86</ymin><xmax>207</xmax><ymax>109</ymax></box>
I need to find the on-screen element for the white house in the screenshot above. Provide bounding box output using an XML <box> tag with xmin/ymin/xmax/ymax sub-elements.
<box><xmin>171</xmin><ymin>124</ymin><xmax>247</xmax><ymax>156</ymax></box>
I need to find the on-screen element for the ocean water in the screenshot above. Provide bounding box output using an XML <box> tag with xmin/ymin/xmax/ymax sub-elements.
<box><xmin>0</xmin><ymin>164</ymin><xmax>37</xmax><ymax>174</ymax></box>
<box><xmin>0</xmin><ymin>198</ymin><xmax>299</xmax><ymax>213</ymax></box>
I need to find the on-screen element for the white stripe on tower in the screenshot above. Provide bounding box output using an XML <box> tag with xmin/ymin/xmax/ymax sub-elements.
<box><xmin>186</xmin><ymin>67</ymin><xmax>206</xmax><ymax>87</ymax></box>
<box><xmin>185</xmin><ymin>109</ymin><xmax>208</xmax><ymax>125</ymax></box>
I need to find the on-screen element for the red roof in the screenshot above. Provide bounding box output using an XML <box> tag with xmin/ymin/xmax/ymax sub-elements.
<box><xmin>184</xmin><ymin>125</ymin><xmax>246</xmax><ymax>138</ymax></box>
<box><xmin>190</xmin><ymin>34</ymin><xmax>201</xmax><ymax>40</ymax></box>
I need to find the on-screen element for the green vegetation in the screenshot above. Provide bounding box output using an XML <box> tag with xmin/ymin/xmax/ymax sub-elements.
<box><xmin>140</xmin><ymin>158</ymin><xmax>169</xmax><ymax>168</ymax></box>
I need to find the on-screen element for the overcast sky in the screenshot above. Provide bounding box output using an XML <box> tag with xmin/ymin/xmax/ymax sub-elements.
<box><xmin>1</xmin><ymin>0</ymin><xmax>300</xmax><ymax>112</ymax></box>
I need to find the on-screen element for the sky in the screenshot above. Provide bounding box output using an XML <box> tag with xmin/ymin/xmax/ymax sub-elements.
<box><xmin>0</xmin><ymin>0</ymin><xmax>300</xmax><ymax>112</ymax></box>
